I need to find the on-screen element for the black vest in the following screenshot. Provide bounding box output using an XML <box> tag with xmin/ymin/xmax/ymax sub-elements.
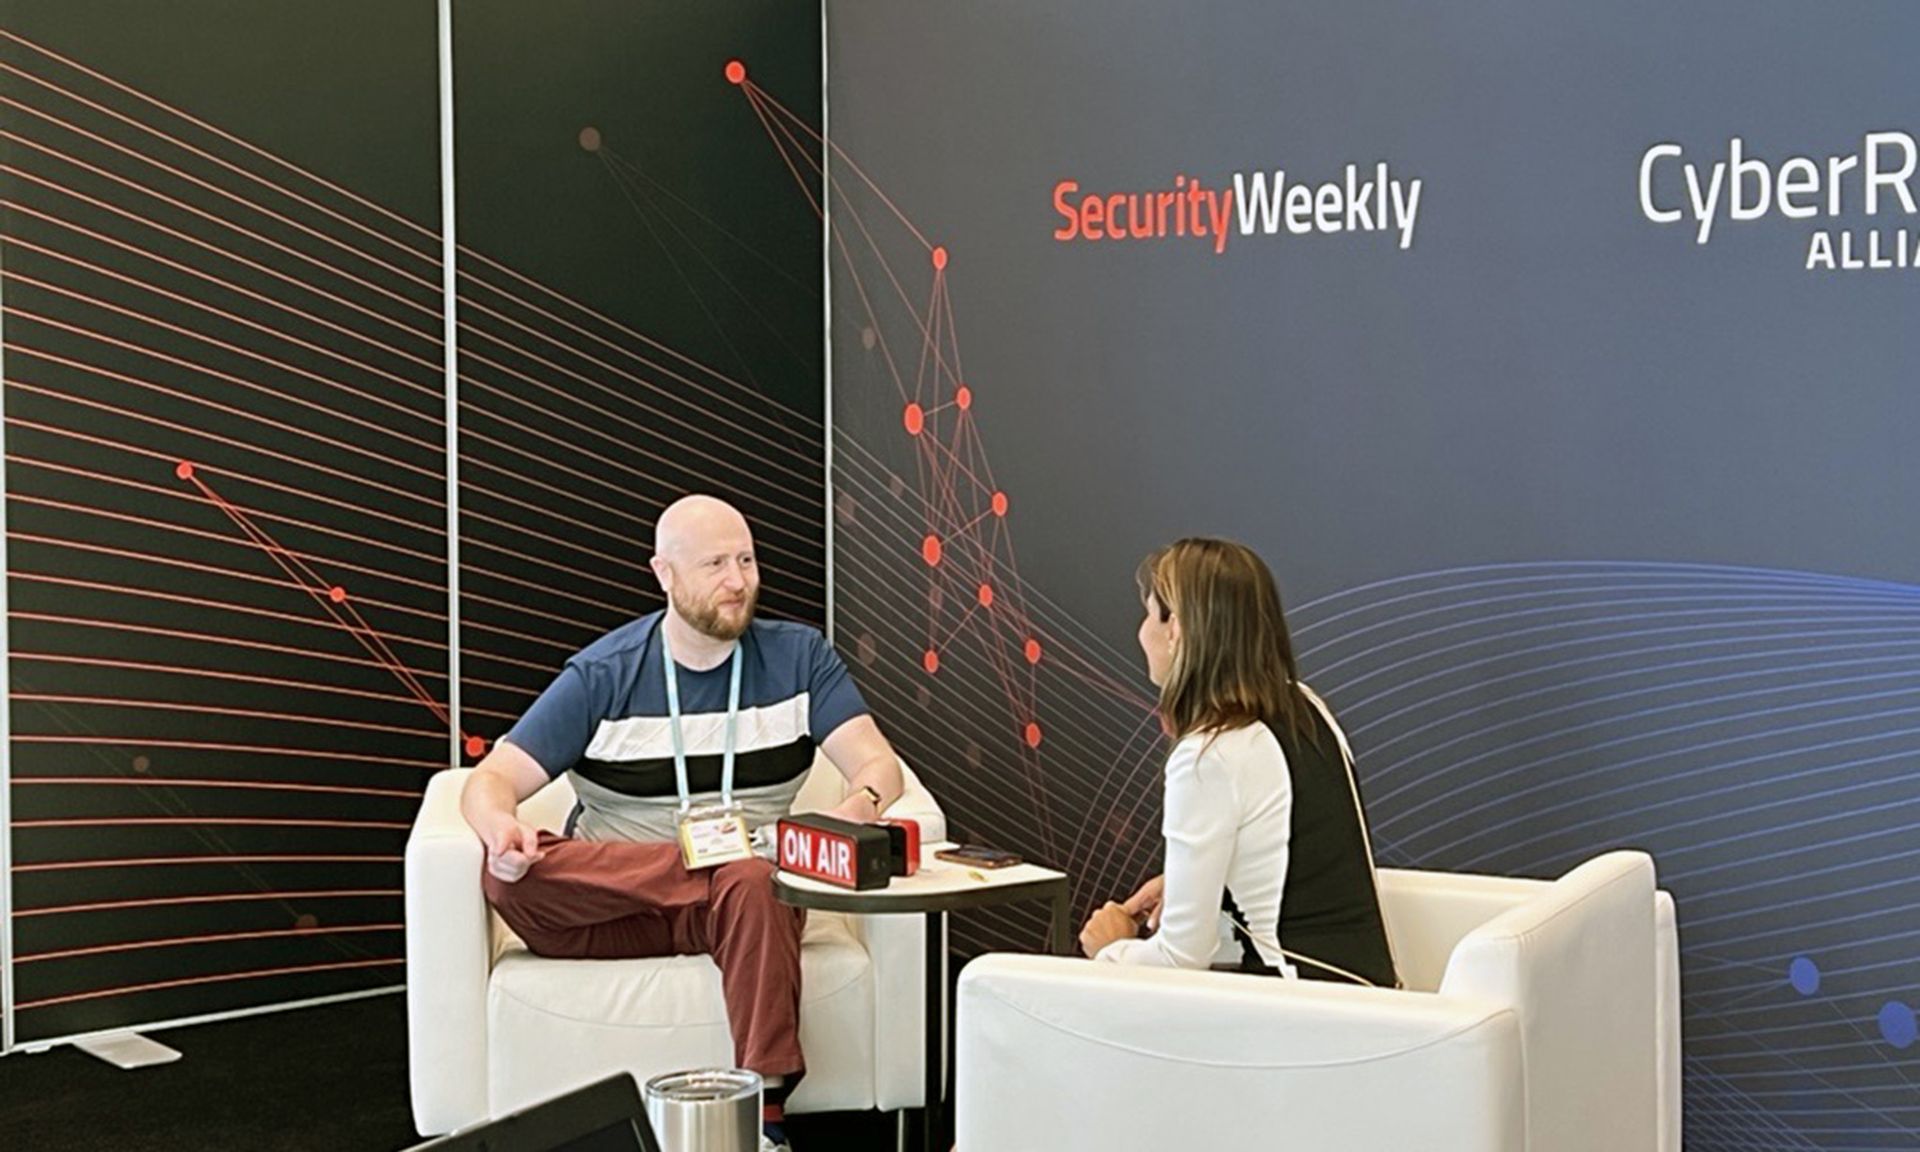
<box><xmin>1228</xmin><ymin>697</ymin><xmax>1399</xmax><ymax>988</ymax></box>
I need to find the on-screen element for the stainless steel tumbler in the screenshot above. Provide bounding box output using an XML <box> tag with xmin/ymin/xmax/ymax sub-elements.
<box><xmin>642</xmin><ymin>1068</ymin><xmax>763</xmax><ymax>1152</ymax></box>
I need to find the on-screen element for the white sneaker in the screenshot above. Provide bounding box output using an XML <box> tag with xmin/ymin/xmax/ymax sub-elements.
<box><xmin>759</xmin><ymin>1136</ymin><xmax>791</xmax><ymax>1152</ymax></box>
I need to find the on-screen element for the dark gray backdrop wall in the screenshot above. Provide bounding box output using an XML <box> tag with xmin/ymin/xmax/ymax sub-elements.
<box><xmin>0</xmin><ymin>0</ymin><xmax>444</xmax><ymax>1049</ymax></box>
<box><xmin>0</xmin><ymin>0</ymin><xmax>825</xmax><ymax>1050</ymax></box>
<box><xmin>825</xmin><ymin>1</ymin><xmax>1920</xmax><ymax>1148</ymax></box>
<box><xmin>453</xmin><ymin>0</ymin><xmax>825</xmax><ymax>754</ymax></box>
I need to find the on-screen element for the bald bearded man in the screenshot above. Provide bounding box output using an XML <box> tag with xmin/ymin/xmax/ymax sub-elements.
<box><xmin>461</xmin><ymin>495</ymin><xmax>904</xmax><ymax>1152</ymax></box>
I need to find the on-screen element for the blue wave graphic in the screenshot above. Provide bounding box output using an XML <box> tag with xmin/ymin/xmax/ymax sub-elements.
<box><xmin>1293</xmin><ymin>562</ymin><xmax>1920</xmax><ymax>1151</ymax></box>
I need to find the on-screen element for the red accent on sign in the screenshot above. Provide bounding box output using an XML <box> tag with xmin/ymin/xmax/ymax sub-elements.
<box><xmin>778</xmin><ymin>819</ymin><xmax>861</xmax><ymax>887</ymax></box>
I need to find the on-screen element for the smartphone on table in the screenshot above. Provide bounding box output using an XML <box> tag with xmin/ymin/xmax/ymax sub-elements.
<box><xmin>934</xmin><ymin>845</ymin><xmax>1024</xmax><ymax>869</ymax></box>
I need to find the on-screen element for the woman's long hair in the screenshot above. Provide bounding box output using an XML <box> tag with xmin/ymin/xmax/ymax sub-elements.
<box><xmin>1136</xmin><ymin>538</ymin><xmax>1314</xmax><ymax>745</ymax></box>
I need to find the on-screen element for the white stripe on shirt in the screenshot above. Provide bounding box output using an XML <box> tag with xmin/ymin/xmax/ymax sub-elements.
<box><xmin>582</xmin><ymin>693</ymin><xmax>811</xmax><ymax>761</ymax></box>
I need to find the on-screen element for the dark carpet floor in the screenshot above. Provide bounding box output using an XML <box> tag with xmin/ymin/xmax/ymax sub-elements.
<box><xmin>0</xmin><ymin>992</ymin><xmax>903</xmax><ymax>1151</ymax></box>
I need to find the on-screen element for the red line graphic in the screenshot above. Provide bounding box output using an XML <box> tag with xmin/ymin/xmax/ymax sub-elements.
<box><xmin>177</xmin><ymin>466</ymin><xmax>456</xmax><ymax>739</ymax></box>
<box><xmin>13</xmin><ymin>776</ymin><xmax>418</xmax><ymax>800</ymax></box>
<box><xmin>13</xmin><ymin>889</ymin><xmax>404</xmax><ymax>920</ymax></box>
<box><xmin>15</xmin><ymin>923</ymin><xmax>407</xmax><ymax>966</ymax></box>
<box><xmin>733</xmin><ymin>64</ymin><xmax>1180</xmax><ymax>887</ymax></box>
<box><xmin>13</xmin><ymin>854</ymin><xmax>406</xmax><ymax>874</ymax></box>
<box><xmin>14</xmin><ymin>816</ymin><xmax>410</xmax><ymax>831</ymax></box>
<box><xmin>0</xmin><ymin>28</ymin><xmax>438</xmax><ymax>248</ymax></box>
<box><xmin>12</xmin><ymin>958</ymin><xmax>404</xmax><ymax>1012</ymax></box>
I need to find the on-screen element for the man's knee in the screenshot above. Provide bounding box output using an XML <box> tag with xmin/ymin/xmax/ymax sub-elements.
<box><xmin>711</xmin><ymin>856</ymin><xmax>778</xmax><ymax>903</ymax></box>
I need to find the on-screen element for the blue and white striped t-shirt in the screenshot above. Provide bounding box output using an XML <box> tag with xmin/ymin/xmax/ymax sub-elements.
<box><xmin>503</xmin><ymin>611</ymin><xmax>870</xmax><ymax>843</ymax></box>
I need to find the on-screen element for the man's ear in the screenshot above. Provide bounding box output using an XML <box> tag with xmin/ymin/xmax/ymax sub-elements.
<box><xmin>649</xmin><ymin>555</ymin><xmax>672</xmax><ymax>593</ymax></box>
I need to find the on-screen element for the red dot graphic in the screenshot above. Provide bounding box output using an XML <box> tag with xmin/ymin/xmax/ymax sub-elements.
<box><xmin>294</xmin><ymin>913</ymin><xmax>319</xmax><ymax>931</ymax></box>
<box><xmin>1024</xmin><ymin>723</ymin><xmax>1043</xmax><ymax>749</ymax></box>
<box><xmin>1024</xmin><ymin>638</ymin><xmax>1042</xmax><ymax>665</ymax></box>
<box><xmin>132</xmin><ymin>755</ymin><xmax>152</xmax><ymax>774</ymax></box>
<box><xmin>931</xmin><ymin>246</ymin><xmax>948</xmax><ymax>270</ymax></box>
<box><xmin>578</xmin><ymin>127</ymin><xmax>602</xmax><ymax>153</ymax></box>
<box><xmin>922</xmin><ymin>535</ymin><xmax>942</xmax><ymax>566</ymax></box>
<box><xmin>174</xmin><ymin>461</ymin><xmax>195</xmax><ymax>480</ymax></box>
<box><xmin>955</xmin><ymin>385</ymin><xmax>972</xmax><ymax>411</ymax></box>
<box><xmin>725</xmin><ymin>60</ymin><xmax>747</xmax><ymax>85</ymax></box>
<box><xmin>903</xmin><ymin>403</ymin><xmax>925</xmax><ymax>435</ymax></box>
<box><xmin>991</xmin><ymin>491</ymin><xmax>1009</xmax><ymax>517</ymax></box>
<box><xmin>977</xmin><ymin>583</ymin><xmax>995</xmax><ymax>608</ymax></box>
<box><xmin>465</xmin><ymin>735</ymin><xmax>488</xmax><ymax>759</ymax></box>
<box><xmin>328</xmin><ymin>586</ymin><xmax>347</xmax><ymax>603</ymax></box>
<box><xmin>923</xmin><ymin>649</ymin><xmax>940</xmax><ymax>675</ymax></box>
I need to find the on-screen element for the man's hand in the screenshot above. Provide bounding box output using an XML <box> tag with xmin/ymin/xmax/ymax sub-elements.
<box><xmin>479</xmin><ymin>814</ymin><xmax>547</xmax><ymax>883</ymax></box>
<box><xmin>460</xmin><ymin>738</ymin><xmax>554</xmax><ymax>883</ymax></box>
<box><xmin>1079</xmin><ymin>901</ymin><xmax>1140</xmax><ymax>958</ymax></box>
<box><xmin>1122</xmin><ymin>873</ymin><xmax>1166</xmax><ymax>931</ymax></box>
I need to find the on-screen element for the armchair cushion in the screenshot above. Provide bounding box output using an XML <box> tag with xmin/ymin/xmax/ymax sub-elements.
<box><xmin>487</xmin><ymin>911</ymin><xmax>875</xmax><ymax>1115</ymax></box>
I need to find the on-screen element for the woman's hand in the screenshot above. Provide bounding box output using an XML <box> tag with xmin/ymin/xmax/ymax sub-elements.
<box><xmin>1079</xmin><ymin>901</ymin><xmax>1140</xmax><ymax>958</ymax></box>
<box><xmin>1122</xmin><ymin>873</ymin><xmax>1166</xmax><ymax>931</ymax></box>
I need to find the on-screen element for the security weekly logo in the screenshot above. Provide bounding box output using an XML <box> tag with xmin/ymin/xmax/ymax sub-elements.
<box><xmin>1638</xmin><ymin>133</ymin><xmax>1919</xmax><ymax>271</ymax></box>
<box><xmin>1052</xmin><ymin>162</ymin><xmax>1423</xmax><ymax>253</ymax></box>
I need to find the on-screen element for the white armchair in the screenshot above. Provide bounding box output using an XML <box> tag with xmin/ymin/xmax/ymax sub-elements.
<box><xmin>956</xmin><ymin>851</ymin><xmax>1672</xmax><ymax>1152</ymax></box>
<box><xmin>1378</xmin><ymin>861</ymin><xmax>1683</xmax><ymax>1152</ymax></box>
<box><xmin>405</xmin><ymin>753</ymin><xmax>947</xmax><ymax>1137</ymax></box>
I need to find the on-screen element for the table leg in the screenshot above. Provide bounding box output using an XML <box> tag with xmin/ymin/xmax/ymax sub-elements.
<box><xmin>1049</xmin><ymin>885</ymin><xmax>1073</xmax><ymax>956</ymax></box>
<box><xmin>922</xmin><ymin>909</ymin><xmax>944</xmax><ymax>1152</ymax></box>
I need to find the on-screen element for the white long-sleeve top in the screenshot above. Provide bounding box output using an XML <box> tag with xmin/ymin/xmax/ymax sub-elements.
<box><xmin>1096</xmin><ymin>721</ymin><xmax>1294</xmax><ymax>974</ymax></box>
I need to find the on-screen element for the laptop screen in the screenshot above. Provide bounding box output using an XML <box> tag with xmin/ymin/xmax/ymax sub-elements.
<box><xmin>403</xmin><ymin>1074</ymin><xmax>660</xmax><ymax>1152</ymax></box>
<box><xmin>551</xmin><ymin>1120</ymin><xmax>651</xmax><ymax>1152</ymax></box>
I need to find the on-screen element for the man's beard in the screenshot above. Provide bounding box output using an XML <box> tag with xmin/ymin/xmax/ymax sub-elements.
<box><xmin>674</xmin><ymin>586</ymin><xmax>758</xmax><ymax>641</ymax></box>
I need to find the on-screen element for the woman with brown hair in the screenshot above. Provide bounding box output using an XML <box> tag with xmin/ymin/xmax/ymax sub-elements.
<box><xmin>1077</xmin><ymin>538</ymin><xmax>1398</xmax><ymax>987</ymax></box>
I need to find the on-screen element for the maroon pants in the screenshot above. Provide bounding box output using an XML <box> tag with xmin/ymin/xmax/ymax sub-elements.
<box><xmin>483</xmin><ymin>832</ymin><xmax>806</xmax><ymax>1080</ymax></box>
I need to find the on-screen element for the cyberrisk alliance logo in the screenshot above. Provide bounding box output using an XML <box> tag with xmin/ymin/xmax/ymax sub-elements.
<box><xmin>1639</xmin><ymin>132</ymin><xmax>1920</xmax><ymax>271</ymax></box>
<box><xmin>1053</xmin><ymin>162</ymin><xmax>1423</xmax><ymax>254</ymax></box>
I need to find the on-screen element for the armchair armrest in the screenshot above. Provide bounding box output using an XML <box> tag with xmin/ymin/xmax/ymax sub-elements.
<box><xmin>1377</xmin><ymin>866</ymin><xmax>1546</xmax><ymax>991</ymax></box>
<box><xmin>884</xmin><ymin>758</ymin><xmax>947</xmax><ymax>842</ymax></box>
<box><xmin>405</xmin><ymin>767</ymin><xmax>492</xmax><ymax>1136</ymax></box>
<box><xmin>956</xmin><ymin>954</ymin><xmax>1523</xmax><ymax>1152</ymax></box>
